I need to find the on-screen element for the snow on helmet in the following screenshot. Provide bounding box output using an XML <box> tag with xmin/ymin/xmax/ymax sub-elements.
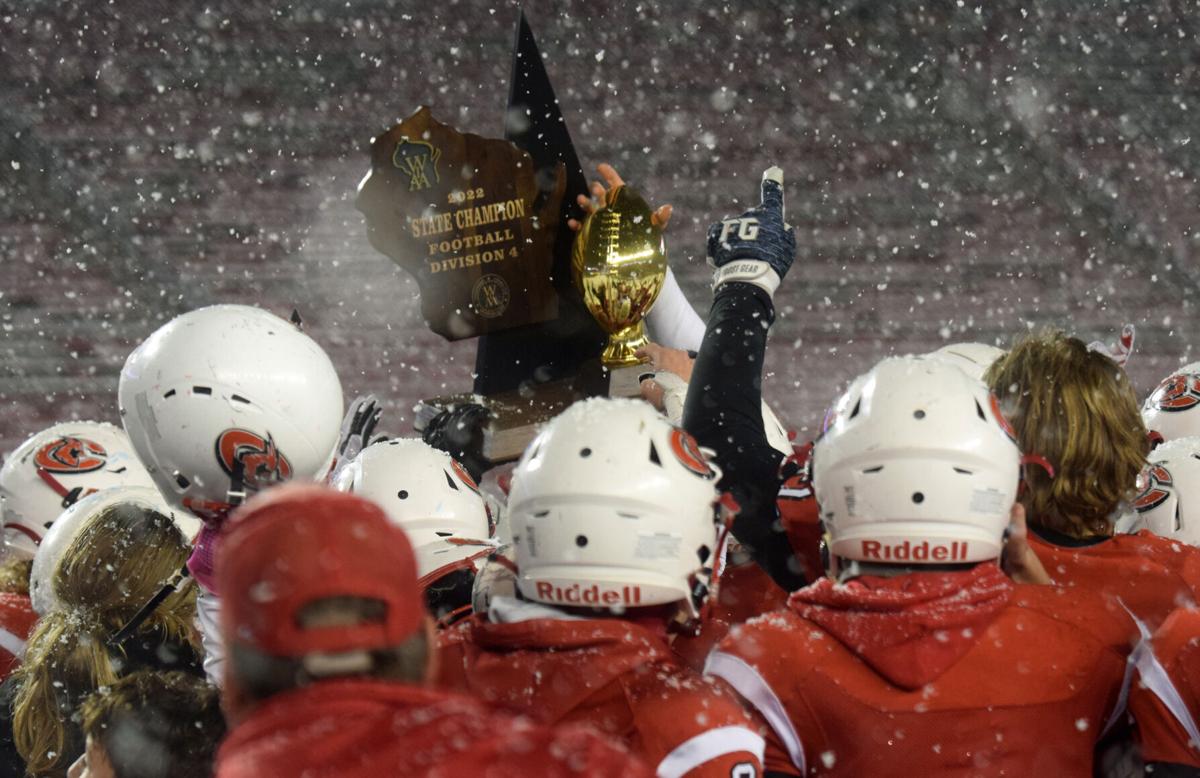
<box><xmin>508</xmin><ymin>397</ymin><xmax>721</xmax><ymax>621</ymax></box>
<box><xmin>118</xmin><ymin>305</ymin><xmax>344</xmax><ymax>522</ymax></box>
<box><xmin>1142</xmin><ymin>362</ymin><xmax>1200</xmax><ymax>446</ymax></box>
<box><xmin>927</xmin><ymin>342</ymin><xmax>1006</xmax><ymax>382</ymax></box>
<box><xmin>29</xmin><ymin>485</ymin><xmax>200</xmax><ymax>616</ymax></box>
<box><xmin>1128</xmin><ymin>436</ymin><xmax>1200</xmax><ymax>546</ymax></box>
<box><xmin>0</xmin><ymin>421</ymin><xmax>157</xmax><ymax>559</ymax></box>
<box><xmin>813</xmin><ymin>356</ymin><xmax>1020</xmax><ymax>567</ymax></box>
<box><xmin>332</xmin><ymin>438</ymin><xmax>492</xmax><ymax>580</ymax></box>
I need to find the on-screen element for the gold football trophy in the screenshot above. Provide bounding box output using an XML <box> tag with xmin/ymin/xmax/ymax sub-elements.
<box><xmin>572</xmin><ymin>185</ymin><xmax>667</xmax><ymax>375</ymax></box>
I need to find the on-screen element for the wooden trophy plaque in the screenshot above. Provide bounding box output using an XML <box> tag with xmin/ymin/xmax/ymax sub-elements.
<box><xmin>357</xmin><ymin>106</ymin><xmax>566</xmax><ymax>340</ymax></box>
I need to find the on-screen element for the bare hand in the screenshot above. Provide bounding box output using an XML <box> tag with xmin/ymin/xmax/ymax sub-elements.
<box><xmin>1001</xmin><ymin>504</ymin><xmax>1052</xmax><ymax>585</ymax></box>
<box><xmin>567</xmin><ymin>163</ymin><xmax>672</xmax><ymax>232</ymax></box>
<box><xmin>635</xmin><ymin>342</ymin><xmax>695</xmax><ymax>382</ymax></box>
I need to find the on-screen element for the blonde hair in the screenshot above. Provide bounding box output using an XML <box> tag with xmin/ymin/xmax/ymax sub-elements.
<box><xmin>12</xmin><ymin>503</ymin><xmax>197</xmax><ymax>776</ymax></box>
<box><xmin>0</xmin><ymin>558</ymin><xmax>32</xmax><ymax>596</ymax></box>
<box><xmin>985</xmin><ymin>330</ymin><xmax>1149</xmax><ymax>538</ymax></box>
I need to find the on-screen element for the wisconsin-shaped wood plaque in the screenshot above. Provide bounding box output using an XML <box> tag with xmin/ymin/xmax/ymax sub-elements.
<box><xmin>356</xmin><ymin>106</ymin><xmax>564</xmax><ymax>340</ymax></box>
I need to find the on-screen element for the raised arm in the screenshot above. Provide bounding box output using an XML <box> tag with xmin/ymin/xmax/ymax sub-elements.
<box><xmin>683</xmin><ymin>168</ymin><xmax>804</xmax><ymax>591</ymax></box>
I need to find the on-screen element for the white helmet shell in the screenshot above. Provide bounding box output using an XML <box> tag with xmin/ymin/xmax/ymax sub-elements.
<box><xmin>0</xmin><ymin>421</ymin><xmax>157</xmax><ymax>559</ymax></box>
<box><xmin>1142</xmin><ymin>362</ymin><xmax>1200</xmax><ymax>446</ymax></box>
<box><xmin>332</xmin><ymin>438</ymin><xmax>491</xmax><ymax>579</ymax></box>
<box><xmin>29</xmin><ymin>485</ymin><xmax>200</xmax><ymax>616</ymax></box>
<box><xmin>118</xmin><ymin>305</ymin><xmax>344</xmax><ymax>522</ymax></box>
<box><xmin>1129</xmin><ymin>436</ymin><xmax>1200</xmax><ymax>546</ymax></box>
<box><xmin>814</xmin><ymin>356</ymin><xmax>1020</xmax><ymax>567</ymax></box>
<box><xmin>508</xmin><ymin>397</ymin><xmax>721</xmax><ymax>619</ymax></box>
<box><xmin>928</xmin><ymin>342</ymin><xmax>1006</xmax><ymax>382</ymax></box>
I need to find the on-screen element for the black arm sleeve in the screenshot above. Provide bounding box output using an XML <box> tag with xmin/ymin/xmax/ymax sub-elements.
<box><xmin>1144</xmin><ymin>763</ymin><xmax>1200</xmax><ymax>778</ymax></box>
<box><xmin>682</xmin><ymin>283</ymin><xmax>804</xmax><ymax>592</ymax></box>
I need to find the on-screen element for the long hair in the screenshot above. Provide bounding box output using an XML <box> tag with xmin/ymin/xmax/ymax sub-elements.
<box><xmin>12</xmin><ymin>503</ymin><xmax>197</xmax><ymax>776</ymax></box>
<box><xmin>985</xmin><ymin>330</ymin><xmax>1149</xmax><ymax>538</ymax></box>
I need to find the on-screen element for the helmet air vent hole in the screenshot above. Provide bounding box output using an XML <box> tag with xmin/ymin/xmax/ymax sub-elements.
<box><xmin>174</xmin><ymin>473</ymin><xmax>190</xmax><ymax>489</ymax></box>
<box><xmin>163</xmin><ymin>389</ymin><xmax>176</xmax><ymax>399</ymax></box>
<box><xmin>575</xmin><ymin>535</ymin><xmax>588</xmax><ymax>547</ymax></box>
<box><xmin>649</xmin><ymin>442</ymin><xmax>662</xmax><ymax>466</ymax></box>
<box><xmin>913</xmin><ymin>409</ymin><xmax>926</xmax><ymax>420</ymax></box>
<box><xmin>849</xmin><ymin>398</ymin><xmax>862</xmax><ymax>419</ymax></box>
<box><xmin>953</xmin><ymin>467</ymin><xmax>974</xmax><ymax>475</ymax></box>
<box><xmin>697</xmin><ymin>545</ymin><xmax>711</xmax><ymax>564</ymax></box>
<box><xmin>580</xmin><ymin>447</ymin><xmax>592</xmax><ymax>458</ymax></box>
<box><xmin>862</xmin><ymin>465</ymin><xmax>884</xmax><ymax>474</ymax></box>
<box><xmin>436</xmin><ymin>531</ymin><xmax>453</xmax><ymax>537</ymax></box>
<box><xmin>912</xmin><ymin>492</ymin><xmax>925</xmax><ymax>504</ymax></box>
<box><xmin>444</xmin><ymin>471</ymin><xmax>459</xmax><ymax>490</ymax></box>
<box><xmin>193</xmin><ymin>386</ymin><xmax>212</xmax><ymax>396</ymax></box>
<box><xmin>230</xmin><ymin>394</ymin><xmax>251</xmax><ymax>404</ymax></box>
<box><xmin>974</xmin><ymin>399</ymin><xmax>986</xmax><ymax>421</ymax></box>
<box><xmin>1175</xmin><ymin>505</ymin><xmax>1183</xmax><ymax>533</ymax></box>
<box><xmin>397</xmin><ymin>490</ymin><xmax>409</xmax><ymax>500</ymax></box>
<box><xmin>534</xmin><ymin>510</ymin><xmax>550</xmax><ymax>518</ymax></box>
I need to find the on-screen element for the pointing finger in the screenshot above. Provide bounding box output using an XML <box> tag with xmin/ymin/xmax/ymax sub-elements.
<box><xmin>760</xmin><ymin>166</ymin><xmax>785</xmax><ymax>218</ymax></box>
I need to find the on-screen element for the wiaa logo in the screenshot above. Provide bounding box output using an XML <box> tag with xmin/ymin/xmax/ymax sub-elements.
<box><xmin>34</xmin><ymin>436</ymin><xmax>107</xmax><ymax>473</ymax></box>
<box><xmin>1133</xmin><ymin>464</ymin><xmax>1173</xmax><ymax>513</ymax></box>
<box><xmin>1149</xmin><ymin>373</ymin><xmax>1200</xmax><ymax>412</ymax></box>
<box><xmin>215</xmin><ymin>429</ymin><xmax>292</xmax><ymax>491</ymax></box>
<box><xmin>391</xmin><ymin>137</ymin><xmax>441</xmax><ymax>192</ymax></box>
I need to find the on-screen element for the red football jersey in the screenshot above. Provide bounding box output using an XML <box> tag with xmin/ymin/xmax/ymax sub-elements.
<box><xmin>216</xmin><ymin>678</ymin><xmax>652</xmax><ymax>778</ymax></box>
<box><xmin>777</xmin><ymin>442</ymin><xmax>825</xmax><ymax>583</ymax></box>
<box><xmin>1129</xmin><ymin>607</ymin><xmax>1200</xmax><ymax>767</ymax></box>
<box><xmin>0</xmin><ymin>593</ymin><xmax>36</xmax><ymax>681</ymax></box>
<box><xmin>436</xmin><ymin>610</ymin><xmax>765</xmax><ymax>778</ymax></box>
<box><xmin>1030</xmin><ymin>529</ymin><xmax>1200</xmax><ymax>630</ymax></box>
<box><xmin>707</xmin><ymin>565</ymin><xmax>1133</xmax><ymax>777</ymax></box>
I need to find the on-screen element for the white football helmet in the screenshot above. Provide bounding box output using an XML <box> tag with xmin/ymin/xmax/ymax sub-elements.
<box><xmin>332</xmin><ymin>438</ymin><xmax>492</xmax><ymax>580</ymax></box>
<box><xmin>1128</xmin><ymin>436</ymin><xmax>1200</xmax><ymax>546</ymax></box>
<box><xmin>0</xmin><ymin>421</ymin><xmax>157</xmax><ymax>559</ymax></box>
<box><xmin>647</xmin><ymin>371</ymin><xmax>793</xmax><ymax>456</ymax></box>
<box><xmin>29</xmin><ymin>485</ymin><xmax>201</xmax><ymax>616</ymax></box>
<box><xmin>508</xmin><ymin>397</ymin><xmax>722</xmax><ymax>621</ymax></box>
<box><xmin>814</xmin><ymin>356</ymin><xmax>1020</xmax><ymax>568</ymax></box>
<box><xmin>927</xmin><ymin>342</ymin><xmax>1006</xmax><ymax>382</ymax></box>
<box><xmin>118</xmin><ymin>305</ymin><xmax>344</xmax><ymax>522</ymax></box>
<box><xmin>1142</xmin><ymin>362</ymin><xmax>1200</xmax><ymax>446</ymax></box>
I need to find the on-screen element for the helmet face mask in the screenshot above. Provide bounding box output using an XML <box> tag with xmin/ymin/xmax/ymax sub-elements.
<box><xmin>814</xmin><ymin>357</ymin><xmax>1020</xmax><ymax>571</ymax></box>
<box><xmin>507</xmin><ymin>398</ymin><xmax>722</xmax><ymax>626</ymax></box>
<box><xmin>1142</xmin><ymin>363</ymin><xmax>1200</xmax><ymax>446</ymax></box>
<box><xmin>1129</xmin><ymin>436</ymin><xmax>1200</xmax><ymax>547</ymax></box>
<box><xmin>0</xmin><ymin>421</ymin><xmax>158</xmax><ymax>559</ymax></box>
<box><xmin>118</xmin><ymin>305</ymin><xmax>344</xmax><ymax>522</ymax></box>
<box><xmin>333</xmin><ymin>438</ymin><xmax>492</xmax><ymax>580</ymax></box>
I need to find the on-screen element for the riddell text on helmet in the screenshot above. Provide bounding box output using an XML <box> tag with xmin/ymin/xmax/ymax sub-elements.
<box><xmin>860</xmin><ymin>540</ymin><xmax>969</xmax><ymax>562</ymax></box>
<box><xmin>535</xmin><ymin>582</ymin><xmax>643</xmax><ymax>606</ymax></box>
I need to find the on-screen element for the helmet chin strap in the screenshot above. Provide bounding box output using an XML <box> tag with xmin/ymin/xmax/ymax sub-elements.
<box><xmin>107</xmin><ymin>564</ymin><xmax>191</xmax><ymax>651</ymax></box>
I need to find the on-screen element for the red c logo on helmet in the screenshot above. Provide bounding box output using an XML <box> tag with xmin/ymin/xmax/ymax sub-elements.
<box><xmin>449</xmin><ymin>458</ymin><xmax>481</xmax><ymax>494</ymax></box>
<box><xmin>670</xmin><ymin>429</ymin><xmax>714</xmax><ymax>479</ymax></box>
<box><xmin>215</xmin><ymin>429</ymin><xmax>292</xmax><ymax>491</ymax></box>
<box><xmin>1133</xmin><ymin>464</ymin><xmax>1173</xmax><ymax>513</ymax></box>
<box><xmin>34</xmin><ymin>437</ymin><xmax>107</xmax><ymax>473</ymax></box>
<box><xmin>1150</xmin><ymin>374</ymin><xmax>1200</xmax><ymax>412</ymax></box>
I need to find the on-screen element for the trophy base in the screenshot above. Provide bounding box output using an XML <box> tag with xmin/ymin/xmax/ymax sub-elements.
<box><xmin>600</xmin><ymin>322</ymin><xmax>650</xmax><ymax>367</ymax></box>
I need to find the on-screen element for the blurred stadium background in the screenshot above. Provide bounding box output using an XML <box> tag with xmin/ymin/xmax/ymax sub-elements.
<box><xmin>1</xmin><ymin>0</ymin><xmax>1197</xmax><ymax>452</ymax></box>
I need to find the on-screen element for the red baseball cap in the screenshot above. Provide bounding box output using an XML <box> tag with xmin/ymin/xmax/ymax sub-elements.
<box><xmin>217</xmin><ymin>484</ymin><xmax>425</xmax><ymax>658</ymax></box>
